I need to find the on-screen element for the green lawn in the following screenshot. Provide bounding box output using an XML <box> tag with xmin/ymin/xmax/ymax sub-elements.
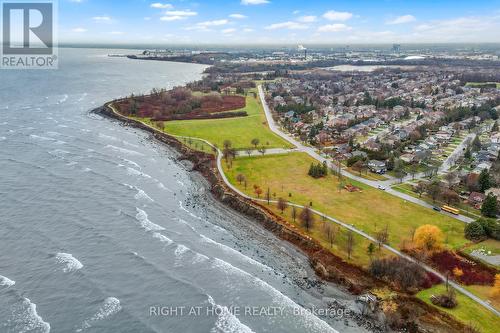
<box><xmin>416</xmin><ymin>284</ymin><xmax>500</xmax><ymax>333</ymax></box>
<box><xmin>162</xmin><ymin>91</ymin><xmax>294</xmax><ymax>150</ymax></box>
<box><xmin>223</xmin><ymin>152</ymin><xmax>469</xmax><ymax>250</ymax></box>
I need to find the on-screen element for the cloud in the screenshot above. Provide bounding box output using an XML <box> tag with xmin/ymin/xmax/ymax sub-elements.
<box><xmin>298</xmin><ymin>15</ymin><xmax>316</xmax><ymax>23</ymax></box>
<box><xmin>323</xmin><ymin>10</ymin><xmax>353</xmax><ymax>21</ymax></box>
<box><xmin>160</xmin><ymin>10</ymin><xmax>197</xmax><ymax>21</ymax></box>
<box><xmin>241</xmin><ymin>0</ymin><xmax>269</xmax><ymax>5</ymax></box>
<box><xmin>222</xmin><ymin>28</ymin><xmax>236</xmax><ymax>34</ymax></box>
<box><xmin>229</xmin><ymin>13</ymin><xmax>247</xmax><ymax>19</ymax></box>
<box><xmin>197</xmin><ymin>19</ymin><xmax>229</xmax><ymax>27</ymax></box>
<box><xmin>109</xmin><ymin>31</ymin><xmax>124</xmax><ymax>35</ymax></box>
<box><xmin>150</xmin><ymin>3</ymin><xmax>173</xmax><ymax>9</ymax></box>
<box><xmin>265</xmin><ymin>21</ymin><xmax>308</xmax><ymax>30</ymax></box>
<box><xmin>92</xmin><ymin>16</ymin><xmax>112</xmax><ymax>22</ymax></box>
<box><xmin>243</xmin><ymin>28</ymin><xmax>254</xmax><ymax>32</ymax></box>
<box><xmin>71</xmin><ymin>27</ymin><xmax>87</xmax><ymax>32</ymax></box>
<box><xmin>317</xmin><ymin>23</ymin><xmax>352</xmax><ymax>32</ymax></box>
<box><xmin>164</xmin><ymin>10</ymin><xmax>197</xmax><ymax>17</ymax></box>
<box><xmin>386</xmin><ymin>15</ymin><xmax>416</xmax><ymax>25</ymax></box>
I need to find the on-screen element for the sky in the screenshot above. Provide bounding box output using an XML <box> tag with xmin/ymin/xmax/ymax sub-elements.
<box><xmin>55</xmin><ymin>0</ymin><xmax>500</xmax><ymax>44</ymax></box>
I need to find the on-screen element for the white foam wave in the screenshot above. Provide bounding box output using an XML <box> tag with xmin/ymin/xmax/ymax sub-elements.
<box><xmin>0</xmin><ymin>136</ymin><xmax>6</xmax><ymax>141</ymax></box>
<box><xmin>0</xmin><ymin>274</ymin><xmax>15</xmax><ymax>287</ymax></box>
<box><xmin>122</xmin><ymin>158</ymin><xmax>141</xmax><ymax>169</ymax></box>
<box><xmin>77</xmin><ymin>297</ymin><xmax>121</xmax><ymax>332</ymax></box>
<box><xmin>55</xmin><ymin>253</ymin><xmax>83</xmax><ymax>273</ymax></box>
<box><xmin>157</xmin><ymin>182</ymin><xmax>173</xmax><ymax>192</ymax></box>
<box><xmin>98</xmin><ymin>133</ymin><xmax>119</xmax><ymax>142</ymax></box>
<box><xmin>30</xmin><ymin>134</ymin><xmax>54</xmax><ymax>141</ymax></box>
<box><xmin>6</xmin><ymin>298</ymin><xmax>51</xmax><ymax>333</ymax></box>
<box><xmin>105</xmin><ymin>144</ymin><xmax>144</xmax><ymax>156</ymax></box>
<box><xmin>208</xmin><ymin>295</ymin><xmax>255</xmax><ymax>333</ymax></box>
<box><xmin>126</xmin><ymin>167</ymin><xmax>152</xmax><ymax>179</ymax></box>
<box><xmin>212</xmin><ymin>259</ymin><xmax>338</xmax><ymax>333</ymax></box>
<box><xmin>58</xmin><ymin>94</ymin><xmax>68</xmax><ymax>104</ymax></box>
<box><xmin>174</xmin><ymin>244</ymin><xmax>190</xmax><ymax>257</ymax></box>
<box><xmin>135</xmin><ymin>208</ymin><xmax>165</xmax><ymax>232</ymax></box>
<box><xmin>176</xmin><ymin>180</ymin><xmax>185</xmax><ymax>187</ymax></box>
<box><xmin>123</xmin><ymin>184</ymin><xmax>154</xmax><ymax>202</ymax></box>
<box><xmin>192</xmin><ymin>253</ymin><xmax>210</xmax><ymax>264</ymax></box>
<box><xmin>152</xmin><ymin>232</ymin><xmax>173</xmax><ymax>245</ymax></box>
<box><xmin>200</xmin><ymin>235</ymin><xmax>273</xmax><ymax>273</ymax></box>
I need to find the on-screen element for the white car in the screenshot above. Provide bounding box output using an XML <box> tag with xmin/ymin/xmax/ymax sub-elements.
<box><xmin>377</xmin><ymin>185</ymin><xmax>386</xmax><ymax>190</ymax></box>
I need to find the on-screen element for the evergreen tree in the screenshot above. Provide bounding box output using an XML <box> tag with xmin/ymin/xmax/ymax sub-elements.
<box><xmin>492</xmin><ymin>121</ymin><xmax>499</xmax><ymax>132</ymax></box>
<box><xmin>478</xmin><ymin>169</ymin><xmax>491</xmax><ymax>192</ymax></box>
<box><xmin>481</xmin><ymin>194</ymin><xmax>499</xmax><ymax>218</ymax></box>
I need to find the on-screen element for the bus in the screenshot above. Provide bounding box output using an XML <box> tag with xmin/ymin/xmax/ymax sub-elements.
<box><xmin>441</xmin><ymin>205</ymin><xmax>460</xmax><ymax>215</ymax></box>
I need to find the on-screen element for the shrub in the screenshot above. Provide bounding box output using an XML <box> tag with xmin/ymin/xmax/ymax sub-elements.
<box><xmin>370</xmin><ymin>257</ymin><xmax>429</xmax><ymax>291</ymax></box>
<box><xmin>464</xmin><ymin>221</ymin><xmax>487</xmax><ymax>241</ymax></box>
<box><xmin>431</xmin><ymin>290</ymin><xmax>458</xmax><ymax>309</ymax></box>
<box><xmin>430</xmin><ymin>251</ymin><xmax>496</xmax><ymax>285</ymax></box>
<box><xmin>414</xmin><ymin>225</ymin><xmax>444</xmax><ymax>252</ymax></box>
<box><xmin>477</xmin><ymin>218</ymin><xmax>500</xmax><ymax>240</ymax></box>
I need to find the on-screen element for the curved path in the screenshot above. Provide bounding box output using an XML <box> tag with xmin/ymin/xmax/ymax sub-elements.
<box><xmin>107</xmin><ymin>103</ymin><xmax>499</xmax><ymax>317</ymax></box>
<box><xmin>257</xmin><ymin>85</ymin><xmax>473</xmax><ymax>224</ymax></box>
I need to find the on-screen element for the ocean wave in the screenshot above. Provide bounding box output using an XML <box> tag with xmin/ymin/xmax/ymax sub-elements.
<box><xmin>212</xmin><ymin>259</ymin><xmax>338</xmax><ymax>333</ymax></box>
<box><xmin>30</xmin><ymin>134</ymin><xmax>54</xmax><ymax>141</ymax></box>
<box><xmin>58</xmin><ymin>94</ymin><xmax>69</xmax><ymax>104</ymax></box>
<box><xmin>6</xmin><ymin>298</ymin><xmax>51</xmax><ymax>333</ymax></box>
<box><xmin>174</xmin><ymin>244</ymin><xmax>190</xmax><ymax>257</ymax></box>
<box><xmin>122</xmin><ymin>158</ymin><xmax>141</xmax><ymax>169</ymax></box>
<box><xmin>135</xmin><ymin>208</ymin><xmax>165</xmax><ymax>232</ymax></box>
<box><xmin>55</xmin><ymin>253</ymin><xmax>83</xmax><ymax>273</ymax></box>
<box><xmin>0</xmin><ymin>274</ymin><xmax>15</xmax><ymax>287</ymax></box>
<box><xmin>123</xmin><ymin>184</ymin><xmax>154</xmax><ymax>202</ymax></box>
<box><xmin>77</xmin><ymin>297</ymin><xmax>121</xmax><ymax>332</ymax></box>
<box><xmin>157</xmin><ymin>182</ymin><xmax>173</xmax><ymax>192</ymax></box>
<box><xmin>200</xmin><ymin>235</ymin><xmax>273</xmax><ymax>273</ymax></box>
<box><xmin>0</xmin><ymin>136</ymin><xmax>6</xmax><ymax>141</ymax></box>
<box><xmin>192</xmin><ymin>253</ymin><xmax>210</xmax><ymax>264</ymax></box>
<box><xmin>126</xmin><ymin>167</ymin><xmax>152</xmax><ymax>179</ymax></box>
<box><xmin>152</xmin><ymin>232</ymin><xmax>173</xmax><ymax>245</ymax></box>
<box><xmin>105</xmin><ymin>144</ymin><xmax>144</xmax><ymax>157</ymax></box>
<box><xmin>208</xmin><ymin>295</ymin><xmax>255</xmax><ymax>333</ymax></box>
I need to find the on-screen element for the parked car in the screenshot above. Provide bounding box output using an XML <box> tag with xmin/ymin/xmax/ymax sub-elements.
<box><xmin>433</xmin><ymin>206</ymin><xmax>442</xmax><ymax>212</ymax></box>
<box><xmin>377</xmin><ymin>185</ymin><xmax>386</xmax><ymax>190</ymax></box>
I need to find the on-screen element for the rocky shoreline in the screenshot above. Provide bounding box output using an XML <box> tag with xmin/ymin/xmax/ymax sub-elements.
<box><xmin>94</xmin><ymin>103</ymin><xmax>468</xmax><ymax>333</ymax></box>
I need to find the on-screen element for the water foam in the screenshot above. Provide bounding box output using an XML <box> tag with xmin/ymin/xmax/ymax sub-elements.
<box><xmin>0</xmin><ymin>274</ymin><xmax>15</xmax><ymax>287</ymax></box>
<box><xmin>55</xmin><ymin>253</ymin><xmax>83</xmax><ymax>273</ymax></box>
<box><xmin>77</xmin><ymin>297</ymin><xmax>121</xmax><ymax>332</ymax></box>
<box><xmin>135</xmin><ymin>208</ymin><xmax>165</xmax><ymax>232</ymax></box>
<box><xmin>200</xmin><ymin>235</ymin><xmax>273</xmax><ymax>273</ymax></box>
<box><xmin>126</xmin><ymin>167</ymin><xmax>152</xmax><ymax>179</ymax></box>
<box><xmin>152</xmin><ymin>232</ymin><xmax>173</xmax><ymax>245</ymax></box>
<box><xmin>105</xmin><ymin>144</ymin><xmax>144</xmax><ymax>156</ymax></box>
<box><xmin>6</xmin><ymin>298</ymin><xmax>51</xmax><ymax>333</ymax></box>
<box><xmin>207</xmin><ymin>295</ymin><xmax>255</xmax><ymax>333</ymax></box>
<box><xmin>212</xmin><ymin>259</ymin><xmax>338</xmax><ymax>333</ymax></box>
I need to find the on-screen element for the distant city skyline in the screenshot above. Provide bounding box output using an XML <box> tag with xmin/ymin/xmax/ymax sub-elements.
<box><xmin>56</xmin><ymin>0</ymin><xmax>500</xmax><ymax>44</ymax></box>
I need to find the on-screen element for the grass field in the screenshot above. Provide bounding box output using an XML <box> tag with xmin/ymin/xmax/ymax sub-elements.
<box><xmin>416</xmin><ymin>284</ymin><xmax>499</xmax><ymax>333</ymax></box>
<box><xmin>223</xmin><ymin>152</ymin><xmax>470</xmax><ymax>250</ymax></box>
<box><xmin>161</xmin><ymin>91</ymin><xmax>294</xmax><ymax>150</ymax></box>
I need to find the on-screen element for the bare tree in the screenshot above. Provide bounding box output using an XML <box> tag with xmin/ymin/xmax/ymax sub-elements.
<box><xmin>346</xmin><ymin>230</ymin><xmax>355</xmax><ymax>260</ymax></box>
<box><xmin>258</xmin><ymin>147</ymin><xmax>266</xmax><ymax>156</ymax></box>
<box><xmin>291</xmin><ymin>206</ymin><xmax>297</xmax><ymax>223</ymax></box>
<box><xmin>325</xmin><ymin>224</ymin><xmax>336</xmax><ymax>248</ymax></box>
<box><xmin>246</xmin><ymin>148</ymin><xmax>252</xmax><ymax>157</ymax></box>
<box><xmin>265</xmin><ymin>187</ymin><xmax>271</xmax><ymax>205</ymax></box>
<box><xmin>299</xmin><ymin>206</ymin><xmax>314</xmax><ymax>232</ymax></box>
<box><xmin>277</xmin><ymin>198</ymin><xmax>288</xmax><ymax>214</ymax></box>
<box><xmin>236</xmin><ymin>174</ymin><xmax>245</xmax><ymax>185</ymax></box>
<box><xmin>376</xmin><ymin>224</ymin><xmax>389</xmax><ymax>250</ymax></box>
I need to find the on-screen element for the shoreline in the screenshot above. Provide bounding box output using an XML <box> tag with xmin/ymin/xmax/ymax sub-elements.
<box><xmin>94</xmin><ymin>102</ymin><xmax>469</xmax><ymax>333</ymax></box>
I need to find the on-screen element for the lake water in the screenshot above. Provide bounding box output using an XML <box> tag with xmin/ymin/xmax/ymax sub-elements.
<box><xmin>0</xmin><ymin>48</ymin><xmax>371</xmax><ymax>333</ymax></box>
